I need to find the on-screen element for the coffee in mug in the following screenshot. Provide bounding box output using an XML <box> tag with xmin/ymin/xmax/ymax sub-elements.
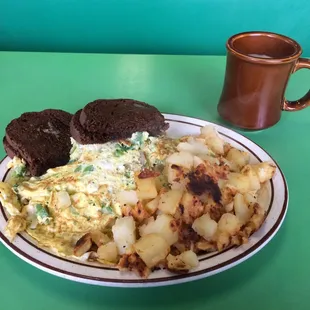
<box><xmin>218</xmin><ymin>31</ymin><xmax>310</xmax><ymax>130</ymax></box>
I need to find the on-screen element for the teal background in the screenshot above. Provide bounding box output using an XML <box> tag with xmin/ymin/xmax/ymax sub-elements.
<box><xmin>0</xmin><ymin>0</ymin><xmax>310</xmax><ymax>56</ymax></box>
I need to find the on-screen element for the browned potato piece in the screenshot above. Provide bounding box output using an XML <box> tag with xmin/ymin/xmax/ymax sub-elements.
<box><xmin>136</xmin><ymin>177</ymin><xmax>158</xmax><ymax>200</ymax></box>
<box><xmin>234</xmin><ymin>193</ymin><xmax>251</xmax><ymax>224</ymax></box>
<box><xmin>116</xmin><ymin>190</ymin><xmax>138</xmax><ymax>206</ymax></box>
<box><xmin>193</xmin><ymin>156</ymin><xmax>205</xmax><ymax>168</ymax></box>
<box><xmin>216</xmin><ymin>213</ymin><xmax>241</xmax><ymax>251</ymax></box>
<box><xmin>166</xmin><ymin>151</ymin><xmax>194</xmax><ymax>169</ymax></box>
<box><xmin>167</xmin><ymin>164</ymin><xmax>188</xmax><ymax>190</ymax></box>
<box><xmin>226</xmin><ymin>173</ymin><xmax>251</xmax><ymax>194</ymax></box>
<box><xmin>112</xmin><ymin>216</ymin><xmax>136</xmax><ymax>255</ymax></box>
<box><xmin>242</xmin><ymin>203</ymin><xmax>266</xmax><ymax>236</ymax></box>
<box><xmin>192</xmin><ymin>214</ymin><xmax>218</xmax><ymax>240</ymax></box>
<box><xmin>177</xmin><ymin>140</ymin><xmax>209</xmax><ymax>156</ymax></box>
<box><xmin>74</xmin><ymin>233</ymin><xmax>92</xmax><ymax>257</ymax></box>
<box><xmin>91</xmin><ymin>230</ymin><xmax>110</xmax><ymax>247</ymax></box>
<box><xmin>196</xmin><ymin>239</ymin><xmax>217</xmax><ymax>253</ymax></box>
<box><xmin>158</xmin><ymin>189</ymin><xmax>183</xmax><ymax>215</ymax></box>
<box><xmin>218</xmin><ymin>213</ymin><xmax>241</xmax><ymax>235</ymax></box>
<box><xmin>88</xmin><ymin>251</ymin><xmax>98</xmax><ymax>262</ymax></box>
<box><xmin>241</xmin><ymin>165</ymin><xmax>261</xmax><ymax>191</ymax></box>
<box><xmin>221</xmin><ymin>184</ymin><xmax>237</xmax><ymax>205</ymax></box>
<box><xmin>97</xmin><ymin>242</ymin><xmax>118</xmax><ymax>263</ymax></box>
<box><xmin>216</xmin><ymin>232</ymin><xmax>231</xmax><ymax>251</ymax></box>
<box><xmin>200</xmin><ymin>125</ymin><xmax>225</xmax><ymax>155</ymax></box>
<box><xmin>204</xmin><ymin>201</ymin><xmax>226</xmax><ymax>222</ymax></box>
<box><xmin>223</xmin><ymin>143</ymin><xmax>232</xmax><ymax>156</ymax></box>
<box><xmin>122</xmin><ymin>201</ymin><xmax>150</xmax><ymax>223</ymax></box>
<box><xmin>167</xmin><ymin>250</ymin><xmax>199</xmax><ymax>272</ymax></box>
<box><xmin>137</xmin><ymin>169</ymin><xmax>160</xmax><ymax>179</ymax></box>
<box><xmin>256</xmin><ymin>186</ymin><xmax>270</xmax><ymax>211</ymax></box>
<box><xmin>244</xmin><ymin>192</ymin><xmax>258</xmax><ymax>204</ymax></box>
<box><xmin>199</xmin><ymin>154</ymin><xmax>221</xmax><ymax>165</ymax></box>
<box><xmin>145</xmin><ymin>196</ymin><xmax>160</xmax><ymax>215</ymax></box>
<box><xmin>133</xmin><ymin>233</ymin><xmax>170</xmax><ymax>268</ymax></box>
<box><xmin>226</xmin><ymin>148</ymin><xmax>250</xmax><ymax>172</ymax></box>
<box><xmin>180</xmin><ymin>192</ymin><xmax>204</xmax><ymax>224</ymax></box>
<box><xmin>247</xmin><ymin>162</ymin><xmax>276</xmax><ymax>183</ymax></box>
<box><xmin>173</xmin><ymin>242</ymin><xmax>187</xmax><ymax>254</ymax></box>
<box><xmin>139</xmin><ymin>214</ymin><xmax>178</xmax><ymax>246</ymax></box>
<box><xmin>224</xmin><ymin>201</ymin><xmax>234</xmax><ymax>212</ymax></box>
<box><xmin>118</xmin><ymin>253</ymin><xmax>151</xmax><ymax>278</ymax></box>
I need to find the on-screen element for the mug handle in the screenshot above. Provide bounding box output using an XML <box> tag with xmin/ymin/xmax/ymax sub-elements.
<box><xmin>282</xmin><ymin>58</ymin><xmax>310</xmax><ymax>111</ymax></box>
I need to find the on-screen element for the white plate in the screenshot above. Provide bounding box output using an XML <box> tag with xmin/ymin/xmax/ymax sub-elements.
<box><xmin>0</xmin><ymin>113</ymin><xmax>288</xmax><ymax>287</ymax></box>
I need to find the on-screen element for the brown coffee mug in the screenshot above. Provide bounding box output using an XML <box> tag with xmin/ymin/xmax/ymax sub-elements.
<box><xmin>217</xmin><ymin>31</ymin><xmax>310</xmax><ymax>130</ymax></box>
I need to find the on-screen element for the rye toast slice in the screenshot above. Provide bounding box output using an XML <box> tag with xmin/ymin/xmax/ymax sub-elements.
<box><xmin>79</xmin><ymin>99</ymin><xmax>169</xmax><ymax>135</ymax></box>
<box><xmin>70</xmin><ymin>109</ymin><xmax>130</xmax><ymax>144</ymax></box>
<box><xmin>3</xmin><ymin>137</ymin><xmax>20</xmax><ymax>159</ymax></box>
<box><xmin>4</xmin><ymin>109</ymin><xmax>73</xmax><ymax>176</ymax></box>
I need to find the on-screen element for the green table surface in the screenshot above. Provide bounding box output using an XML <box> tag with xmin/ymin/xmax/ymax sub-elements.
<box><xmin>0</xmin><ymin>52</ymin><xmax>309</xmax><ymax>310</ymax></box>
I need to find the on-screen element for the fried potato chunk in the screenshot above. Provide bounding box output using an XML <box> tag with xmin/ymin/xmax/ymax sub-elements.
<box><xmin>133</xmin><ymin>233</ymin><xmax>170</xmax><ymax>268</ymax></box>
<box><xmin>167</xmin><ymin>250</ymin><xmax>199</xmax><ymax>273</ymax></box>
<box><xmin>118</xmin><ymin>253</ymin><xmax>151</xmax><ymax>278</ymax></box>
<box><xmin>74</xmin><ymin>233</ymin><xmax>92</xmax><ymax>257</ymax></box>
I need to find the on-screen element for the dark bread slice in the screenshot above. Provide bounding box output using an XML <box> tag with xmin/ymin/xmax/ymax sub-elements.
<box><xmin>70</xmin><ymin>110</ymin><xmax>130</xmax><ymax>144</ymax></box>
<box><xmin>70</xmin><ymin>110</ymin><xmax>107</xmax><ymax>144</ymax></box>
<box><xmin>4</xmin><ymin>109</ymin><xmax>72</xmax><ymax>160</ymax></box>
<box><xmin>3</xmin><ymin>137</ymin><xmax>20</xmax><ymax>159</ymax></box>
<box><xmin>42</xmin><ymin>109</ymin><xmax>72</xmax><ymax>127</ymax></box>
<box><xmin>5</xmin><ymin>109</ymin><xmax>73</xmax><ymax>176</ymax></box>
<box><xmin>79</xmin><ymin>99</ymin><xmax>169</xmax><ymax>135</ymax></box>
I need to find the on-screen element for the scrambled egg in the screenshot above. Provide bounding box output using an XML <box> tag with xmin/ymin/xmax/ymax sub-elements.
<box><xmin>0</xmin><ymin>132</ymin><xmax>178</xmax><ymax>256</ymax></box>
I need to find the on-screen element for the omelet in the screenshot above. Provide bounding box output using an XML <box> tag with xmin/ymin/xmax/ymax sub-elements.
<box><xmin>0</xmin><ymin>132</ymin><xmax>178</xmax><ymax>256</ymax></box>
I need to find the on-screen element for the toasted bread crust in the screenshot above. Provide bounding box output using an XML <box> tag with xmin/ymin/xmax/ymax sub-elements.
<box><xmin>3</xmin><ymin>137</ymin><xmax>20</xmax><ymax>159</ymax></box>
<box><xmin>79</xmin><ymin>99</ymin><xmax>169</xmax><ymax>135</ymax></box>
<box><xmin>70</xmin><ymin>110</ymin><xmax>116</xmax><ymax>144</ymax></box>
<box><xmin>4</xmin><ymin>109</ymin><xmax>72</xmax><ymax>176</ymax></box>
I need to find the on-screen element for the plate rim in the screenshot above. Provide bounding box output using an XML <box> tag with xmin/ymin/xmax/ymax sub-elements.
<box><xmin>0</xmin><ymin>113</ymin><xmax>289</xmax><ymax>287</ymax></box>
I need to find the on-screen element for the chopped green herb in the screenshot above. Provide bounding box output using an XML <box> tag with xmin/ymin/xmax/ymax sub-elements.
<box><xmin>101</xmin><ymin>204</ymin><xmax>114</xmax><ymax>215</ymax></box>
<box><xmin>144</xmin><ymin>154</ymin><xmax>152</xmax><ymax>169</ymax></box>
<box><xmin>124</xmin><ymin>171</ymin><xmax>131</xmax><ymax>178</ymax></box>
<box><xmin>88</xmin><ymin>199</ymin><xmax>97</xmax><ymax>207</ymax></box>
<box><xmin>74</xmin><ymin>165</ymin><xmax>83</xmax><ymax>172</ymax></box>
<box><xmin>83</xmin><ymin>215</ymin><xmax>91</xmax><ymax>221</ymax></box>
<box><xmin>114</xmin><ymin>143</ymin><xmax>135</xmax><ymax>157</ymax></box>
<box><xmin>162</xmin><ymin>182</ymin><xmax>171</xmax><ymax>189</ymax></box>
<box><xmin>13</xmin><ymin>165</ymin><xmax>26</xmax><ymax>178</ymax></box>
<box><xmin>114</xmin><ymin>148</ymin><xmax>124</xmax><ymax>157</ymax></box>
<box><xmin>83</xmin><ymin>165</ymin><xmax>94</xmax><ymax>173</ymax></box>
<box><xmin>75</xmin><ymin>165</ymin><xmax>95</xmax><ymax>173</ymax></box>
<box><xmin>35</xmin><ymin>204</ymin><xmax>50</xmax><ymax>224</ymax></box>
<box><xmin>70</xmin><ymin>206</ymin><xmax>79</xmax><ymax>216</ymax></box>
<box><xmin>12</xmin><ymin>184</ymin><xmax>19</xmax><ymax>193</ymax></box>
<box><xmin>132</xmin><ymin>132</ymin><xmax>144</xmax><ymax>146</ymax></box>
